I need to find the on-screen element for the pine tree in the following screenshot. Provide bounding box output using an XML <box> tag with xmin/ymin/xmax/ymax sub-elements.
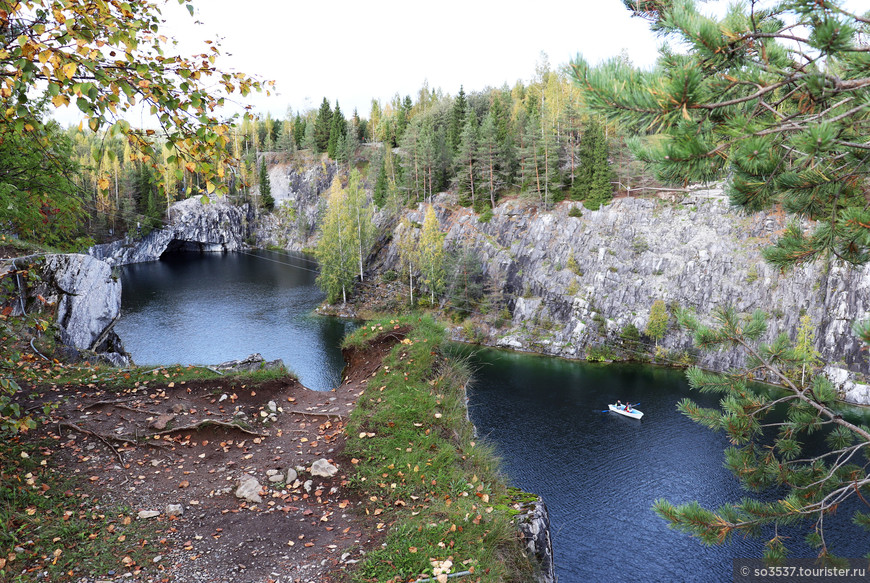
<box><xmin>327</xmin><ymin>102</ymin><xmax>346</xmax><ymax>159</ymax></box>
<box><xmin>258</xmin><ymin>161</ymin><xmax>274</xmax><ymax>211</ymax></box>
<box><xmin>293</xmin><ymin>114</ymin><xmax>306</xmax><ymax>149</ymax></box>
<box><xmin>574</xmin><ymin>0</ymin><xmax>870</xmax><ymax>560</ymax></box>
<box><xmin>454</xmin><ymin>112</ymin><xmax>480</xmax><ymax>209</ymax></box>
<box><xmin>573</xmin><ymin>118</ymin><xmax>614</xmax><ymax>210</ymax></box>
<box><xmin>313</xmin><ymin>98</ymin><xmax>333</xmax><ymax>153</ymax></box>
<box><xmin>447</xmin><ymin>86</ymin><xmax>468</xmax><ymax>155</ymax></box>
<box><xmin>373</xmin><ymin>154</ymin><xmax>388</xmax><ymax>208</ymax></box>
<box><xmin>478</xmin><ymin>110</ymin><xmax>511</xmax><ymax>210</ymax></box>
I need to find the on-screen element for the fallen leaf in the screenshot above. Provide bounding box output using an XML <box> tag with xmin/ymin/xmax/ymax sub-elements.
<box><xmin>178</xmin><ymin>480</ymin><xmax>189</xmax><ymax>488</ymax></box>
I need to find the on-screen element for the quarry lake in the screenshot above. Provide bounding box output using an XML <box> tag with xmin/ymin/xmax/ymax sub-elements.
<box><xmin>117</xmin><ymin>251</ymin><xmax>869</xmax><ymax>582</ymax></box>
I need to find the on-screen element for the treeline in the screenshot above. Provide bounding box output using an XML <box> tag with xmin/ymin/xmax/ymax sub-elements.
<box><xmin>257</xmin><ymin>60</ymin><xmax>650</xmax><ymax>214</ymax></box>
<box><xmin>2</xmin><ymin>59</ymin><xmax>653</xmax><ymax>250</ymax></box>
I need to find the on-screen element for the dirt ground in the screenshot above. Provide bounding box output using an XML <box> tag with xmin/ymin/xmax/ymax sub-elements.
<box><xmin>21</xmin><ymin>334</ymin><xmax>400</xmax><ymax>583</ymax></box>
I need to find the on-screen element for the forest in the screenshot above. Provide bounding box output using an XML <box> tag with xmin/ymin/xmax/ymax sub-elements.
<box><xmin>3</xmin><ymin>57</ymin><xmax>660</xmax><ymax>251</ymax></box>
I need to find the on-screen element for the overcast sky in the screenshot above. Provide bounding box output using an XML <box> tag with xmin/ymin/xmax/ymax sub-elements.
<box><xmin>158</xmin><ymin>0</ymin><xmax>665</xmax><ymax>119</ymax></box>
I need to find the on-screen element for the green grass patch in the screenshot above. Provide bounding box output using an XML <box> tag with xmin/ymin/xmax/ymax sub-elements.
<box><xmin>0</xmin><ymin>438</ymin><xmax>157</xmax><ymax>582</ymax></box>
<box><xmin>344</xmin><ymin>315</ymin><xmax>535</xmax><ymax>582</ymax></box>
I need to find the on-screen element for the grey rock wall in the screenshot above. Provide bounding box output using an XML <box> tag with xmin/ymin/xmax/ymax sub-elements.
<box><xmin>374</xmin><ymin>190</ymin><xmax>870</xmax><ymax>402</ymax></box>
<box><xmin>253</xmin><ymin>158</ymin><xmax>338</xmax><ymax>251</ymax></box>
<box><xmin>41</xmin><ymin>254</ymin><xmax>129</xmax><ymax>366</ymax></box>
<box><xmin>89</xmin><ymin>196</ymin><xmax>252</xmax><ymax>266</ymax></box>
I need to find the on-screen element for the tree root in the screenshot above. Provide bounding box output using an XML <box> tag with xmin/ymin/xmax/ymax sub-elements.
<box><xmin>149</xmin><ymin>419</ymin><xmax>267</xmax><ymax>437</ymax></box>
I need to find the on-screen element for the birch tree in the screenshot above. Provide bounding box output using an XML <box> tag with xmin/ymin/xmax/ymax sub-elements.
<box><xmin>418</xmin><ymin>205</ymin><xmax>446</xmax><ymax>304</ymax></box>
<box><xmin>316</xmin><ymin>178</ymin><xmax>356</xmax><ymax>304</ymax></box>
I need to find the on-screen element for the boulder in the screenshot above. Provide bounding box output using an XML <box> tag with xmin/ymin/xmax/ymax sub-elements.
<box><xmin>41</xmin><ymin>254</ymin><xmax>129</xmax><ymax>367</ymax></box>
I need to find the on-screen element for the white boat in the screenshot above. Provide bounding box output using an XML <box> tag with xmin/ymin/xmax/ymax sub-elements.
<box><xmin>608</xmin><ymin>403</ymin><xmax>643</xmax><ymax>420</ymax></box>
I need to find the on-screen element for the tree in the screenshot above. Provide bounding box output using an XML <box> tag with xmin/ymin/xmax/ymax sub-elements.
<box><xmin>417</xmin><ymin>205</ymin><xmax>446</xmax><ymax>304</ymax></box>
<box><xmin>575</xmin><ymin>0</ymin><xmax>870</xmax><ymax>561</ymax></box>
<box><xmin>0</xmin><ymin>109</ymin><xmax>84</xmax><ymax>248</ymax></box>
<box><xmin>447</xmin><ymin>86</ymin><xmax>468</xmax><ymax>155</ymax></box>
<box><xmin>396</xmin><ymin>217</ymin><xmax>419</xmax><ymax>306</ymax></box>
<box><xmin>315</xmin><ymin>177</ymin><xmax>357</xmax><ymax>304</ymax></box>
<box><xmin>327</xmin><ymin>102</ymin><xmax>346</xmax><ymax>159</ymax></box>
<box><xmin>454</xmin><ymin>112</ymin><xmax>480</xmax><ymax>209</ymax></box>
<box><xmin>345</xmin><ymin>170</ymin><xmax>375</xmax><ymax>282</ymax></box>
<box><xmin>573</xmin><ymin>118</ymin><xmax>615</xmax><ymax>210</ymax></box>
<box><xmin>645</xmin><ymin>299</ymin><xmax>668</xmax><ymax>347</ymax></box>
<box><xmin>572</xmin><ymin>0</ymin><xmax>870</xmax><ymax>266</ymax></box>
<box><xmin>314</xmin><ymin>98</ymin><xmax>333</xmax><ymax>153</ymax></box>
<box><xmin>2</xmin><ymin>1</ymin><xmax>269</xmax><ymax>200</ymax></box>
<box><xmin>258</xmin><ymin>161</ymin><xmax>274</xmax><ymax>211</ymax></box>
<box><xmin>659</xmin><ymin>307</ymin><xmax>869</xmax><ymax>562</ymax></box>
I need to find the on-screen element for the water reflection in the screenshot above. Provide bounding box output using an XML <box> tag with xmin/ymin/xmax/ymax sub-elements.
<box><xmin>116</xmin><ymin>250</ymin><xmax>356</xmax><ymax>391</ymax></box>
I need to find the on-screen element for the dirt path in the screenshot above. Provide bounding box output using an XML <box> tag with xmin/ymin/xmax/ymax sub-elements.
<box><xmin>25</xmin><ymin>334</ymin><xmax>400</xmax><ymax>583</ymax></box>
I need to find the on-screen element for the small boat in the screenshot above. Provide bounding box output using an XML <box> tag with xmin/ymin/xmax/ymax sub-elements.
<box><xmin>608</xmin><ymin>403</ymin><xmax>643</xmax><ymax>420</ymax></box>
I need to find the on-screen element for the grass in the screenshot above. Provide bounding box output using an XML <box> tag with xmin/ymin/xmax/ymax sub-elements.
<box><xmin>0</xmin><ymin>438</ymin><xmax>157</xmax><ymax>582</ymax></box>
<box><xmin>342</xmin><ymin>315</ymin><xmax>536</xmax><ymax>583</ymax></box>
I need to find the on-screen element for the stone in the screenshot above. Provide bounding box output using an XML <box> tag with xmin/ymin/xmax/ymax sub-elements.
<box><xmin>268</xmin><ymin>474</ymin><xmax>284</xmax><ymax>483</ymax></box>
<box><xmin>285</xmin><ymin>467</ymin><xmax>298</xmax><ymax>483</ymax></box>
<box><xmin>310</xmin><ymin>458</ymin><xmax>338</xmax><ymax>478</ymax></box>
<box><xmin>516</xmin><ymin>498</ymin><xmax>555</xmax><ymax>583</ymax></box>
<box><xmin>151</xmin><ymin>413</ymin><xmax>175</xmax><ymax>430</ymax></box>
<box><xmin>303</xmin><ymin>480</ymin><xmax>313</xmax><ymax>493</ymax></box>
<box><xmin>164</xmin><ymin>504</ymin><xmax>184</xmax><ymax>517</ymax></box>
<box><xmin>267</xmin><ymin>400</ymin><xmax>277</xmax><ymax>413</ymax></box>
<box><xmin>234</xmin><ymin>474</ymin><xmax>262</xmax><ymax>504</ymax></box>
<box><xmin>40</xmin><ymin>254</ymin><xmax>129</xmax><ymax>366</ymax></box>
<box><xmin>137</xmin><ymin>510</ymin><xmax>160</xmax><ymax>520</ymax></box>
<box><xmin>214</xmin><ymin>353</ymin><xmax>285</xmax><ymax>374</ymax></box>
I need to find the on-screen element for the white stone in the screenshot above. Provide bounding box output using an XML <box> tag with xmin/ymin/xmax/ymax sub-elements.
<box><xmin>310</xmin><ymin>458</ymin><xmax>338</xmax><ymax>478</ymax></box>
<box><xmin>234</xmin><ymin>474</ymin><xmax>263</xmax><ymax>504</ymax></box>
<box><xmin>137</xmin><ymin>510</ymin><xmax>160</xmax><ymax>520</ymax></box>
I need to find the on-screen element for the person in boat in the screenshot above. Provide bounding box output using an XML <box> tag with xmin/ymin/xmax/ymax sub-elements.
<box><xmin>616</xmin><ymin>400</ymin><xmax>623</xmax><ymax>410</ymax></box>
<box><xmin>625</xmin><ymin>402</ymin><xmax>632</xmax><ymax>412</ymax></box>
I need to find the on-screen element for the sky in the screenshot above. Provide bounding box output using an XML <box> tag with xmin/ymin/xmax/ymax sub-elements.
<box><xmin>156</xmin><ymin>0</ymin><xmax>666</xmax><ymax>120</ymax></box>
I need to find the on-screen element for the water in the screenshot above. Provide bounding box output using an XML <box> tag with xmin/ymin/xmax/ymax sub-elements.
<box><xmin>460</xmin><ymin>346</ymin><xmax>870</xmax><ymax>583</ymax></box>
<box><xmin>116</xmin><ymin>250</ymin><xmax>357</xmax><ymax>391</ymax></box>
<box><xmin>117</xmin><ymin>252</ymin><xmax>868</xmax><ymax>580</ymax></box>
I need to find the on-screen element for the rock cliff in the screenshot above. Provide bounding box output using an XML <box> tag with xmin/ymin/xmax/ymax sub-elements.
<box><xmin>371</xmin><ymin>190</ymin><xmax>870</xmax><ymax>402</ymax></box>
<box><xmin>89</xmin><ymin>196</ymin><xmax>252</xmax><ymax>266</ymax></box>
<box><xmin>253</xmin><ymin>156</ymin><xmax>338</xmax><ymax>251</ymax></box>
<box><xmin>41</xmin><ymin>254</ymin><xmax>129</xmax><ymax>366</ymax></box>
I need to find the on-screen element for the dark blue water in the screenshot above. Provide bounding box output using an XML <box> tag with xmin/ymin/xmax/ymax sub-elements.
<box><xmin>116</xmin><ymin>250</ymin><xmax>357</xmax><ymax>391</ymax></box>
<box><xmin>460</xmin><ymin>346</ymin><xmax>870</xmax><ymax>583</ymax></box>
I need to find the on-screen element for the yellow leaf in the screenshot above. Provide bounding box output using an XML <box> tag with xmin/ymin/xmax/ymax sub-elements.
<box><xmin>98</xmin><ymin>177</ymin><xmax>109</xmax><ymax>190</ymax></box>
<box><xmin>185</xmin><ymin>162</ymin><xmax>196</xmax><ymax>173</ymax></box>
<box><xmin>62</xmin><ymin>62</ymin><xmax>77</xmax><ymax>80</ymax></box>
<box><xmin>52</xmin><ymin>94</ymin><xmax>69</xmax><ymax>108</ymax></box>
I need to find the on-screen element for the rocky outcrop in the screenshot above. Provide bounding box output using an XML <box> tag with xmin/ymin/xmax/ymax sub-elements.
<box><xmin>516</xmin><ymin>498</ymin><xmax>556</xmax><ymax>583</ymax></box>
<box><xmin>41</xmin><ymin>254</ymin><xmax>129</xmax><ymax>366</ymax></box>
<box><xmin>89</xmin><ymin>196</ymin><xmax>252</xmax><ymax>266</ymax></box>
<box><xmin>214</xmin><ymin>353</ymin><xmax>286</xmax><ymax>374</ymax></box>
<box><xmin>372</xmin><ymin>189</ymin><xmax>870</xmax><ymax>402</ymax></box>
<box><xmin>253</xmin><ymin>156</ymin><xmax>338</xmax><ymax>251</ymax></box>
